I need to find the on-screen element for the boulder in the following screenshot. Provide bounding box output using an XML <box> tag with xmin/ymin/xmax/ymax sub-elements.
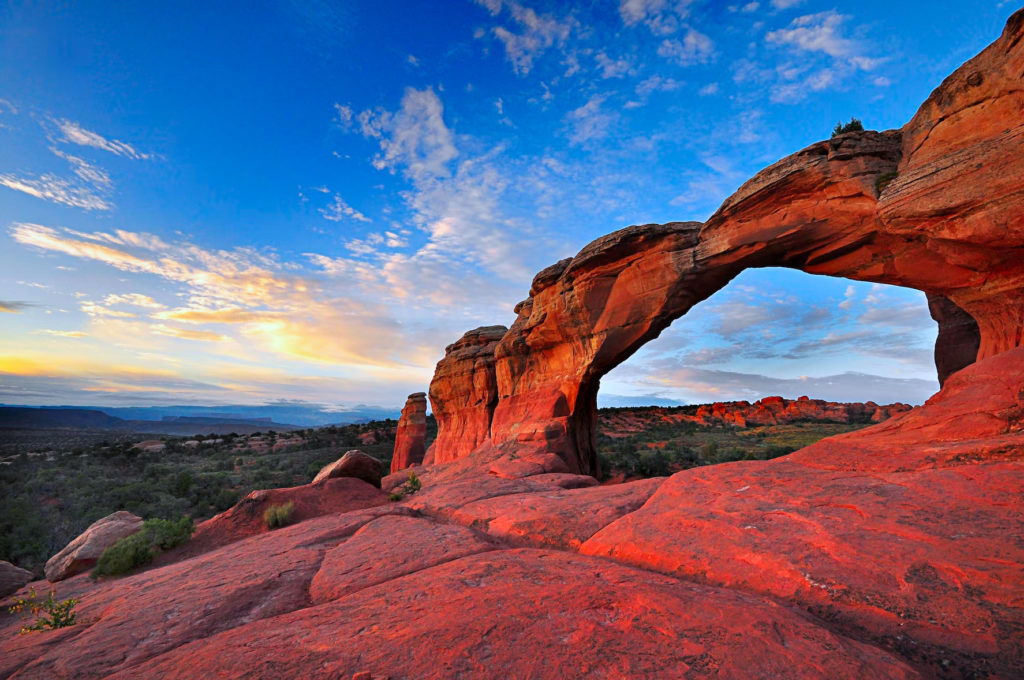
<box><xmin>390</xmin><ymin>392</ymin><xmax>427</xmax><ymax>473</ymax></box>
<box><xmin>44</xmin><ymin>510</ymin><xmax>143</xmax><ymax>582</ymax></box>
<box><xmin>312</xmin><ymin>449</ymin><xmax>383</xmax><ymax>488</ymax></box>
<box><xmin>0</xmin><ymin>560</ymin><xmax>32</xmax><ymax>597</ymax></box>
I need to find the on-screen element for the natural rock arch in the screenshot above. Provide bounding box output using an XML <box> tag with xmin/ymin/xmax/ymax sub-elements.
<box><xmin>425</xmin><ymin>16</ymin><xmax>1024</xmax><ymax>475</ymax></box>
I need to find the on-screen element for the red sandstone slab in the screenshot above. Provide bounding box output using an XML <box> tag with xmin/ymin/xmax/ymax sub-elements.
<box><xmin>581</xmin><ymin>458</ymin><xmax>1024</xmax><ymax>676</ymax></box>
<box><xmin>309</xmin><ymin>515</ymin><xmax>496</xmax><ymax>603</ymax></box>
<box><xmin>452</xmin><ymin>477</ymin><xmax>664</xmax><ymax>550</ymax></box>
<box><xmin>109</xmin><ymin>549</ymin><xmax>919</xmax><ymax>680</ymax></box>
<box><xmin>0</xmin><ymin>506</ymin><xmax>408</xmax><ymax>678</ymax></box>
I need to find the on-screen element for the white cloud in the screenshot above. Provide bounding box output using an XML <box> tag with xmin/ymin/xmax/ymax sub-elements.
<box><xmin>320</xmin><ymin>193</ymin><xmax>371</xmax><ymax>223</ymax></box>
<box><xmin>619</xmin><ymin>0</ymin><xmax>694</xmax><ymax>35</ymax></box>
<box><xmin>766</xmin><ymin>11</ymin><xmax>878</xmax><ymax>70</ymax></box>
<box><xmin>698</xmin><ymin>82</ymin><xmax>720</xmax><ymax>96</ymax></box>
<box><xmin>476</xmin><ymin>0</ymin><xmax>573</xmax><ymax>76</ymax></box>
<box><xmin>362</xmin><ymin>87</ymin><xmax>457</xmax><ymax>182</ymax></box>
<box><xmin>0</xmin><ymin>173</ymin><xmax>113</xmax><ymax>211</ymax></box>
<box><xmin>771</xmin><ymin>0</ymin><xmax>804</xmax><ymax>8</ymax></box>
<box><xmin>657</xmin><ymin>28</ymin><xmax>715</xmax><ymax>65</ymax></box>
<box><xmin>595</xmin><ymin>52</ymin><xmax>636</xmax><ymax>79</ymax></box>
<box><xmin>635</xmin><ymin>75</ymin><xmax>682</xmax><ymax>97</ymax></box>
<box><xmin>566</xmin><ymin>95</ymin><xmax>619</xmax><ymax>146</ymax></box>
<box><xmin>55</xmin><ymin>119</ymin><xmax>153</xmax><ymax>160</ymax></box>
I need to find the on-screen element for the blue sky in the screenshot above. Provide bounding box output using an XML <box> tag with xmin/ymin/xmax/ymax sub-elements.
<box><xmin>0</xmin><ymin>1</ymin><xmax>1015</xmax><ymax>409</ymax></box>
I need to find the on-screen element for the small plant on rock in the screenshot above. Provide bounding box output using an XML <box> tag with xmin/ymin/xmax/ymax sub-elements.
<box><xmin>832</xmin><ymin>117</ymin><xmax>864</xmax><ymax>136</ymax></box>
<box><xmin>388</xmin><ymin>471</ymin><xmax>423</xmax><ymax>502</ymax></box>
<box><xmin>263</xmin><ymin>501</ymin><xmax>295</xmax><ymax>529</ymax></box>
<box><xmin>8</xmin><ymin>588</ymin><xmax>78</xmax><ymax>634</ymax></box>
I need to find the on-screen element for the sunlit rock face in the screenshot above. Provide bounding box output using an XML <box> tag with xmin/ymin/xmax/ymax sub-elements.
<box><xmin>390</xmin><ymin>392</ymin><xmax>427</xmax><ymax>474</ymax></box>
<box><xmin>424</xmin><ymin>326</ymin><xmax>506</xmax><ymax>465</ymax></box>
<box><xmin>426</xmin><ymin>11</ymin><xmax>1024</xmax><ymax>475</ymax></box>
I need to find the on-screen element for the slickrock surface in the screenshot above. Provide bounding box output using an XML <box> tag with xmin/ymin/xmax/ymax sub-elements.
<box><xmin>109</xmin><ymin>550</ymin><xmax>918</xmax><ymax>680</ymax></box>
<box><xmin>44</xmin><ymin>511</ymin><xmax>143</xmax><ymax>582</ymax></box>
<box><xmin>313</xmin><ymin>449</ymin><xmax>384</xmax><ymax>487</ymax></box>
<box><xmin>391</xmin><ymin>392</ymin><xmax>428</xmax><ymax>473</ymax></box>
<box><xmin>581</xmin><ymin>349</ymin><xmax>1024</xmax><ymax>678</ymax></box>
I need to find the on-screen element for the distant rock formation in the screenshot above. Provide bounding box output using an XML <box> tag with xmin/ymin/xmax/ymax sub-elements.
<box><xmin>390</xmin><ymin>393</ymin><xmax>427</xmax><ymax>473</ymax></box>
<box><xmin>45</xmin><ymin>510</ymin><xmax>143</xmax><ymax>582</ymax></box>
<box><xmin>313</xmin><ymin>450</ymin><xmax>383</xmax><ymax>488</ymax></box>
<box><xmin>601</xmin><ymin>397</ymin><xmax>913</xmax><ymax>433</ymax></box>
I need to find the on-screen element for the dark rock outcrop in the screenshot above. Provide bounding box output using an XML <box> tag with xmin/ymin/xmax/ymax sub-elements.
<box><xmin>0</xmin><ymin>560</ymin><xmax>32</xmax><ymax>597</ymax></box>
<box><xmin>313</xmin><ymin>449</ymin><xmax>383</xmax><ymax>488</ymax></box>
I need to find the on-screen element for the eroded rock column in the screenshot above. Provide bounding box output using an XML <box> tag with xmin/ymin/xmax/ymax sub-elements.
<box><xmin>391</xmin><ymin>392</ymin><xmax>427</xmax><ymax>474</ymax></box>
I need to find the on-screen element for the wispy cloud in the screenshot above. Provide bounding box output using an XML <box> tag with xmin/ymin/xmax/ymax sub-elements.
<box><xmin>319</xmin><ymin>193</ymin><xmax>371</xmax><ymax>223</ymax></box>
<box><xmin>55</xmin><ymin>119</ymin><xmax>153</xmax><ymax>160</ymax></box>
<box><xmin>475</xmin><ymin>0</ymin><xmax>574</xmax><ymax>76</ymax></box>
<box><xmin>566</xmin><ymin>94</ymin><xmax>619</xmax><ymax>146</ymax></box>
<box><xmin>0</xmin><ymin>173</ymin><xmax>113</xmax><ymax>211</ymax></box>
<box><xmin>657</xmin><ymin>28</ymin><xmax>715</xmax><ymax>65</ymax></box>
<box><xmin>619</xmin><ymin>0</ymin><xmax>694</xmax><ymax>35</ymax></box>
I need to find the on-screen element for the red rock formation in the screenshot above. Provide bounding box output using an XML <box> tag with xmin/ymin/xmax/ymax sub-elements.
<box><xmin>390</xmin><ymin>392</ymin><xmax>427</xmax><ymax>474</ymax></box>
<box><xmin>2</xmin><ymin>350</ymin><xmax>1021</xmax><ymax>678</ymax></box>
<box><xmin>171</xmin><ymin>477</ymin><xmax>388</xmax><ymax>560</ymax></box>
<box><xmin>632</xmin><ymin>397</ymin><xmax>914</xmax><ymax>429</ymax></box>
<box><xmin>2</xmin><ymin>16</ymin><xmax>1021</xmax><ymax>680</ymax></box>
<box><xmin>44</xmin><ymin>510</ymin><xmax>143</xmax><ymax>582</ymax></box>
<box><xmin>424</xmin><ymin>325</ymin><xmax>506</xmax><ymax>465</ymax></box>
<box><xmin>424</xmin><ymin>10</ymin><xmax>1024</xmax><ymax>474</ymax></box>
<box><xmin>312</xmin><ymin>449</ymin><xmax>383</xmax><ymax>488</ymax></box>
<box><xmin>80</xmin><ymin>550</ymin><xmax>918</xmax><ymax>680</ymax></box>
<box><xmin>581</xmin><ymin>348</ymin><xmax>1024</xmax><ymax>678</ymax></box>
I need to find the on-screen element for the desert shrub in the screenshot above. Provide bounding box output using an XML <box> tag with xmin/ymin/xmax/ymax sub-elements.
<box><xmin>388</xmin><ymin>471</ymin><xmax>422</xmax><ymax>502</ymax></box>
<box><xmin>91</xmin><ymin>516</ymin><xmax>194</xmax><ymax>578</ymax></box>
<box><xmin>263</xmin><ymin>501</ymin><xmax>295</xmax><ymax>529</ymax></box>
<box><xmin>8</xmin><ymin>588</ymin><xmax>78</xmax><ymax>634</ymax></box>
<box><xmin>832</xmin><ymin>117</ymin><xmax>864</xmax><ymax>136</ymax></box>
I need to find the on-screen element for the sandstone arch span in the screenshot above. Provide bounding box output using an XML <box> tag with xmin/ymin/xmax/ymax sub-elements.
<box><xmin>426</xmin><ymin>15</ymin><xmax>1024</xmax><ymax>475</ymax></box>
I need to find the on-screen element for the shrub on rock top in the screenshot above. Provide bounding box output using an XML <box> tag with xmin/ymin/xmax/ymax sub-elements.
<box><xmin>832</xmin><ymin>117</ymin><xmax>864</xmax><ymax>136</ymax></box>
<box><xmin>263</xmin><ymin>502</ymin><xmax>295</xmax><ymax>529</ymax></box>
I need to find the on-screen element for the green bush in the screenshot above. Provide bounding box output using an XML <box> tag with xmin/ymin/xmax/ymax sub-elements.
<box><xmin>8</xmin><ymin>588</ymin><xmax>78</xmax><ymax>634</ymax></box>
<box><xmin>388</xmin><ymin>471</ymin><xmax>423</xmax><ymax>502</ymax></box>
<box><xmin>263</xmin><ymin>501</ymin><xmax>295</xmax><ymax>529</ymax></box>
<box><xmin>832</xmin><ymin>117</ymin><xmax>864</xmax><ymax>136</ymax></box>
<box><xmin>91</xmin><ymin>516</ymin><xmax>194</xmax><ymax>578</ymax></box>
